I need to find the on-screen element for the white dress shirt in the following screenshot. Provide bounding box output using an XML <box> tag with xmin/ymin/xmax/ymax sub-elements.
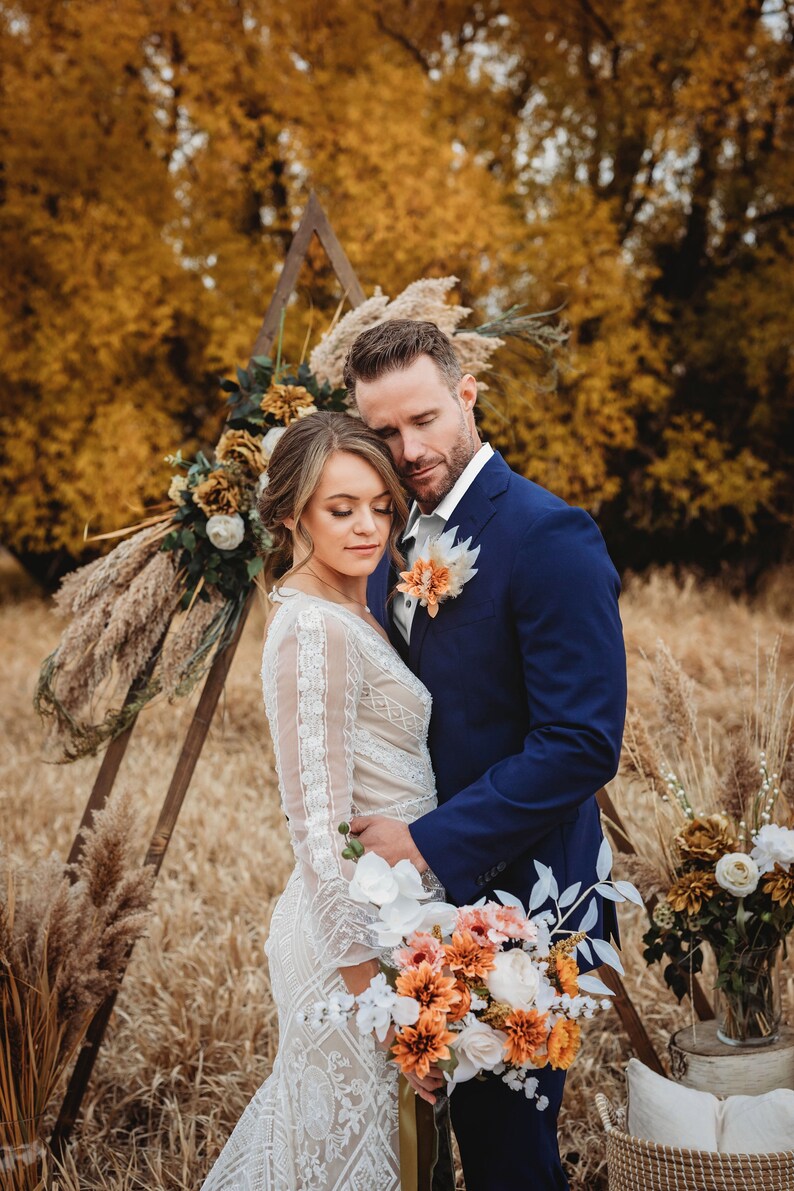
<box><xmin>393</xmin><ymin>442</ymin><xmax>494</xmax><ymax>644</ymax></box>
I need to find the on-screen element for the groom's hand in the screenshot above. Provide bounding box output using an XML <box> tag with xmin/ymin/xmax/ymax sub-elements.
<box><xmin>348</xmin><ymin>815</ymin><xmax>428</xmax><ymax>872</ymax></box>
<box><xmin>405</xmin><ymin>1064</ymin><xmax>445</xmax><ymax>1105</ymax></box>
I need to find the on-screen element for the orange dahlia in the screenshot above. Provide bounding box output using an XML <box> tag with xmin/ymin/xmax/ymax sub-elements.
<box><xmin>762</xmin><ymin>864</ymin><xmax>794</xmax><ymax>907</ymax></box>
<box><xmin>444</xmin><ymin>930</ymin><xmax>497</xmax><ymax>981</ymax></box>
<box><xmin>502</xmin><ymin>1009</ymin><xmax>550</xmax><ymax>1066</ymax></box>
<box><xmin>396</xmin><ymin>961</ymin><xmax>462</xmax><ymax>1018</ymax></box>
<box><xmin>667</xmin><ymin>869</ymin><xmax>718</xmax><ymax>915</ymax></box>
<box><xmin>446</xmin><ymin>980</ymin><xmax>472</xmax><ymax>1024</ymax></box>
<box><xmin>390</xmin><ymin>1012</ymin><xmax>456</xmax><ymax>1080</ymax></box>
<box><xmin>554</xmin><ymin>954</ymin><xmax>579</xmax><ymax>998</ymax></box>
<box><xmin>547</xmin><ymin>1018</ymin><xmax>581</xmax><ymax>1071</ymax></box>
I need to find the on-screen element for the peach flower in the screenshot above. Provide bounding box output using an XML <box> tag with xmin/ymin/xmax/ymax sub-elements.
<box><xmin>391</xmin><ymin>1012</ymin><xmax>456</xmax><ymax>1080</ymax></box>
<box><xmin>547</xmin><ymin>1018</ymin><xmax>581</xmax><ymax>1070</ymax></box>
<box><xmin>393</xmin><ymin>931</ymin><xmax>446</xmax><ymax>972</ymax></box>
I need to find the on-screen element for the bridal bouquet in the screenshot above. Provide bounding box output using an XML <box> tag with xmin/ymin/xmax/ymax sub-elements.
<box><xmin>302</xmin><ymin>827</ymin><xmax>639</xmax><ymax>1105</ymax></box>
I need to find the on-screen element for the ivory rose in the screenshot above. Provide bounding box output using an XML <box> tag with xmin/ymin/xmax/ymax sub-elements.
<box><xmin>484</xmin><ymin>949</ymin><xmax>541</xmax><ymax>1011</ymax></box>
<box><xmin>206</xmin><ymin>513</ymin><xmax>245</xmax><ymax>551</ymax></box>
<box><xmin>449</xmin><ymin>1021</ymin><xmax>507</xmax><ymax>1085</ymax></box>
<box><xmin>715</xmin><ymin>852</ymin><xmax>760</xmax><ymax>898</ymax></box>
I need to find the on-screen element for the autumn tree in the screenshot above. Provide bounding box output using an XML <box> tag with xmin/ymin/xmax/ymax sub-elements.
<box><xmin>1</xmin><ymin>0</ymin><xmax>791</xmax><ymax>582</ymax></box>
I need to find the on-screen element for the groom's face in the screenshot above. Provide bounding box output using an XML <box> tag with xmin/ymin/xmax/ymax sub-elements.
<box><xmin>355</xmin><ymin>354</ymin><xmax>480</xmax><ymax>513</ymax></box>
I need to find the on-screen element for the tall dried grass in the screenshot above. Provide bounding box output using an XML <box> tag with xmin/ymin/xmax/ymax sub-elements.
<box><xmin>1</xmin><ymin>555</ymin><xmax>792</xmax><ymax>1190</ymax></box>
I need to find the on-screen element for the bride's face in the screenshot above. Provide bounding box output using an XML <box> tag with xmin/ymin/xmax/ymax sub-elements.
<box><xmin>288</xmin><ymin>450</ymin><xmax>394</xmax><ymax>579</ymax></box>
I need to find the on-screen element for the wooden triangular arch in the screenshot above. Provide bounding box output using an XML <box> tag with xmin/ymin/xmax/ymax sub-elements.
<box><xmin>50</xmin><ymin>193</ymin><xmax>713</xmax><ymax>1157</ymax></box>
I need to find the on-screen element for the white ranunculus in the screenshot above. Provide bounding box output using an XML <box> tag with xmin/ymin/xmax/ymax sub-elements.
<box><xmin>206</xmin><ymin>512</ymin><xmax>246</xmax><ymax>551</ymax></box>
<box><xmin>715</xmin><ymin>852</ymin><xmax>761</xmax><ymax>898</ymax></box>
<box><xmin>392</xmin><ymin>858</ymin><xmax>432</xmax><ymax>901</ymax></box>
<box><xmin>261</xmin><ymin>427</ymin><xmax>286</xmax><ymax>457</ymax></box>
<box><xmin>751</xmin><ymin>824</ymin><xmax>794</xmax><ymax>874</ymax></box>
<box><xmin>348</xmin><ymin>852</ymin><xmax>400</xmax><ymax>907</ymax></box>
<box><xmin>484</xmin><ymin>949</ymin><xmax>541</xmax><ymax>1011</ymax></box>
<box><xmin>374</xmin><ymin>895</ymin><xmax>428</xmax><ymax>946</ymax></box>
<box><xmin>449</xmin><ymin>1021</ymin><xmax>507</xmax><ymax>1085</ymax></box>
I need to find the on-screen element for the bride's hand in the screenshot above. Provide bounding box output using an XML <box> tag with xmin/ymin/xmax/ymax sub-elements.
<box><xmin>404</xmin><ymin>1064</ymin><xmax>445</xmax><ymax>1106</ymax></box>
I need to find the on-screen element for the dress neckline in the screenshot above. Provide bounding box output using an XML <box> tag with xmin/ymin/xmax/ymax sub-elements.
<box><xmin>271</xmin><ymin>586</ymin><xmax>390</xmax><ymax>646</ymax></box>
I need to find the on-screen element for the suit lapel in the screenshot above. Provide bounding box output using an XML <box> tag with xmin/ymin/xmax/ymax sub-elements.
<box><xmin>408</xmin><ymin>452</ymin><xmax>510</xmax><ymax>671</ymax></box>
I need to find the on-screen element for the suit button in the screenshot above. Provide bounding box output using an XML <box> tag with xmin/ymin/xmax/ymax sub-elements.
<box><xmin>476</xmin><ymin>875</ymin><xmax>485</xmax><ymax>887</ymax></box>
<box><xmin>497</xmin><ymin>862</ymin><xmax>506</xmax><ymax>873</ymax></box>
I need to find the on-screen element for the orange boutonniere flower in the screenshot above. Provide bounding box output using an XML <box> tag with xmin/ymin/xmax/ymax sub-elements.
<box><xmin>397</xmin><ymin>525</ymin><xmax>480</xmax><ymax>618</ymax></box>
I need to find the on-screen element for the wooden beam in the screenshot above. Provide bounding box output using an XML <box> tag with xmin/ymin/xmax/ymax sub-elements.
<box><xmin>249</xmin><ymin>191</ymin><xmax>366</xmax><ymax>362</ymax></box>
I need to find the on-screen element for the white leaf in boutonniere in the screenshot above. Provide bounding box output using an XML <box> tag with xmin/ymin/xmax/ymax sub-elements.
<box><xmin>396</xmin><ymin>525</ymin><xmax>480</xmax><ymax>618</ymax></box>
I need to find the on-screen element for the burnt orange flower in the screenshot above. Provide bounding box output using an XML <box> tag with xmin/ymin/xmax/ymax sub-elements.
<box><xmin>446</xmin><ymin>980</ymin><xmax>472</xmax><ymax>1023</ymax></box>
<box><xmin>193</xmin><ymin>469</ymin><xmax>241</xmax><ymax>517</ymax></box>
<box><xmin>444</xmin><ymin>930</ymin><xmax>497</xmax><ymax>981</ymax></box>
<box><xmin>216</xmin><ymin>429</ymin><xmax>267</xmax><ymax>475</ymax></box>
<box><xmin>547</xmin><ymin>1018</ymin><xmax>581</xmax><ymax>1070</ymax></box>
<box><xmin>390</xmin><ymin>1012</ymin><xmax>456</xmax><ymax>1080</ymax></box>
<box><xmin>762</xmin><ymin>864</ymin><xmax>794</xmax><ymax>907</ymax></box>
<box><xmin>396</xmin><ymin>961</ymin><xmax>461</xmax><ymax>1018</ymax></box>
<box><xmin>503</xmin><ymin>1008</ymin><xmax>549</xmax><ymax>1066</ymax></box>
<box><xmin>667</xmin><ymin>869</ymin><xmax>718</xmax><ymax>915</ymax></box>
<box><xmin>554</xmin><ymin>954</ymin><xmax>579</xmax><ymax>998</ymax></box>
<box><xmin>396</xmin><ymin>558</ymin><xmax>451</xmax><ymax>618</ymax></box>
<box><xmin>260</xmin><ymin>383</ymin><xmax>315</xmax><ymax>424</ymax></box>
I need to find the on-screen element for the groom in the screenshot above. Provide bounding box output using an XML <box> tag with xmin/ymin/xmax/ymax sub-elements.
<box><xmin>347</xmin><ymin>320</ymin><xmax>626</xmax><ymax>1191</ymax></box>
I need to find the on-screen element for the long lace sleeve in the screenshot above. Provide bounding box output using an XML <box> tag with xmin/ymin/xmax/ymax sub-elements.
<box><xmin>264</xmin><ymin>603</ymin><xmax>379</xmax><ymax>968</ymax></box>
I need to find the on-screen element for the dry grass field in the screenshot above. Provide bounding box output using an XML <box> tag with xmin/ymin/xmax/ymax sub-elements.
<box><xmin>1</xmin><ymin>554</ymin><xmax>793</xmax><ymax>1190</ymax></box>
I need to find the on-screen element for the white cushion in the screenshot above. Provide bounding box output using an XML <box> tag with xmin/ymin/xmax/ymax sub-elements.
<box><xmin>626</xmin><ymin>1058</ymin><xmax>720</xmax><ymax>1151</ymax></box>
<box><xmin>719</xmin><ymin>1089</ymin><xmax>794</xmax><ymax>1154</ymax></box>
<box><xmin>625</xmin><ymin>1058</ymin><xmax>794</xmax><ymax>1154</ymax></box>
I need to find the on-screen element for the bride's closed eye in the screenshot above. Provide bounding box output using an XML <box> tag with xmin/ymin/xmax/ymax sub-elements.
<box><xmin>330</xmin><ymin>507</ymin><xmax>393</xmax><ymax>518</ymax></box>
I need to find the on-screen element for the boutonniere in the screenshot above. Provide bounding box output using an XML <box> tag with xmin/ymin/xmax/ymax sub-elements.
<box><xmin>396</xmin><ymin>525</ymin><xmax>480</xmax><ymax>618</ymax></box>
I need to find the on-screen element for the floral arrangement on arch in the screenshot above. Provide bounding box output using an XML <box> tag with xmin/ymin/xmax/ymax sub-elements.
<box><xmin>36</xmin><ymin>278</ymin><xmax>563</xmax><ymax>761</ymax></box>
<box><xmin>302</xmin><ymin>827</ymin><xmax>640</xmax><ymax>1102</ymax></box>
<box><xmin>617</xmin><ymin>641</ymin><xmax>794</xmax><ymax>1045</ymax></box>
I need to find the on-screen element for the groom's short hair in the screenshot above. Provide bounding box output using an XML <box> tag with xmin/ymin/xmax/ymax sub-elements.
<box><xmin>343</xmin><ymin>319</ymin><xmax>463</xmax><ymax>398</ymax></box>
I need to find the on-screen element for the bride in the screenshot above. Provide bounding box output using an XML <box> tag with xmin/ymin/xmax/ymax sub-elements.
<box><xmin>201</xmin><ymin>411</ymin><xmax>441</xmax><ymax>1190</ymax></box>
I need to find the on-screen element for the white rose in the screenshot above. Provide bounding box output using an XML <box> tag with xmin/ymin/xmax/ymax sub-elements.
<box><xmin>261</xmin><ymin>427</ymin><xmax>286</xmax><ymax>457</ymax></box>
<box><xmin>348</xmin><ymin>852</ymin><xmax>400</xmax><ymax>907</ymax></box>
<box><xmin>450</xmin><ymin>1021</ymin><xmax>507</xmax><ymax>1085</ymax></box>
<box><xmin>751</xmin><ymin>824</ymin><xmax>794</xmax><ymax>874</ymax></box>
<box><xmin>206</xmin><ymin>512</ymin><xmax>245</xmax><ymax>551</ymax></box>
<box><xmin>715</xmin><ymin>852</ymin><xmax>760</xmax><ymax>898</ymax></box>
<box><xmin>484</xmin><ymin>949</ymin><xmax>541</xmax><ymax>1010</ymax></box>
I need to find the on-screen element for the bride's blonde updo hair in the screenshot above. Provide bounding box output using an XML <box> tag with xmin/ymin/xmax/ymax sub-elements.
<box><xmin>257</xmin><ymin>411</ymin><xmax>409</xmax><ymax>585</ymax></box>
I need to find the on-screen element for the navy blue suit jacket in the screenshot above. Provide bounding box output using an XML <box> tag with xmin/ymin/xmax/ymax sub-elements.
<box><xmin>368</xmin><ymin>451</ymin><xmax>626</xmax><ymax>943</ymax></box>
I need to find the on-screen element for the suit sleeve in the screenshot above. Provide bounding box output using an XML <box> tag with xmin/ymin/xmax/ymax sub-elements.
<box><xmin>409</xmin><ymin>505</ymin><xmax>627</xmax><ymax>906</ymax></box>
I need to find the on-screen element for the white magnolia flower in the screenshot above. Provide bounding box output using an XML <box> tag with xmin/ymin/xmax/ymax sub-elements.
<box><xmin>751</xmin><ymin>824</ymin><xmax>794</xmax><ymax>874</ymax></box>
<box><xmin>355</xmin><ymin>973</ymin><xmax>397</xmax><ymax>1042</ymax></box>
<box><xmin>392</xmin><ymin>996</ymin><xmax>421</xmax><ymax>1028</ymax></box>
<box><xmin>349</xmin><ymin>852</ymin><xmax>401</xmax><ymax>907</ymax></box>
<box><xmin>392</xmin><ymin>858</ymin><xmax>432</xmax><ymax>901</ymax></box>
<box><xmin>373</xmin><ymin>895</ymin><xmax>428</xmax><ymax>946</ymax></box>
<box><xmin>206</xmin><ymin>512</ymin><xmax>246</xmax><ymax>550</ymax></box>
<box><xmin>715</xmin><ymin>852</ymin><xmax>760</xmax><ymax>898</ymax></box>
<box><xmin>261</xmin><ymin>426</ymin><xmax>286</xmax><ymax>457</ymax></box>
<box><xmin>449</xmin><ymin>1021</ymin><xmax>507</xmax><ymax>1085</ymax></box>
<box><xmin>484</xmin><ymin>949</ymin><xmax>541</xmax><ymax>1010</ymax></box>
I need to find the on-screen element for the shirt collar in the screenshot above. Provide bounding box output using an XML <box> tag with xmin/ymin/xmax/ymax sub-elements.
<box><xmin>402</xmin><ymin>443</ymin><xmax>493</xmax><ymax>543</ymax></box>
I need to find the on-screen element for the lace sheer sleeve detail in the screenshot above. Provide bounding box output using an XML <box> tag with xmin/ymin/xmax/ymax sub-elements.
<box><xmin>265</xmin><ymin>603</ymin><xmax>379</xmax><ymax>968</ymax></box>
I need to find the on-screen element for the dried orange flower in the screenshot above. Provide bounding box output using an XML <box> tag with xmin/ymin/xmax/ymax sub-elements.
<box><xmin>554</xmin><ymin>954</ymin><xmax>579</xmax><ymax>998</ymax></box>
<box><xmin>260</xmin><ymin>383</ymin><xmax>316</xmax><ymax>424</ymax></box>
<box><xmin>676</xmin><ymin>815</ymin><xmax>737</xmax><ymax>864</ymax></box>
<box><xmin>547</xmin><ymin>1018</ymin><xmax>581</xmax><ymax>1070</ymax></box>
<box><xmin>216</xmin><ymin>429</ymin><xmax>267</xmax><ymax>475</ymax></box>
<box><xmin>390</xmin><ymin>1012</ymin><xmax>456</xmax><ymax>1080</ymax></box>
<box><xmin>666</xmin><ymin>869</ymin><xmax>718</xmax><ymax>915</ymax></box>
<box><xmin>762</xmin><ymin>864</ymin><xmax>794</xmax><ymax>907</ymax></box>
<box><xmin>396</xmin><ymin>961</ymin><xmax>462</xmax><ymax>1018</ymax></box>
<box><xmin>444</xmin><ymin>930</ymin><xmax>497</xmax><ymax>980</ymax></box>
<box><xmin>193</xmin><ymin>470</ymin><xmax>240</xmax><ymax>517</ymax></box>
<box><xmin>503</xmin><ymin>1008</ymin><xmax>549</xmax><ymax>1066</ymax></box>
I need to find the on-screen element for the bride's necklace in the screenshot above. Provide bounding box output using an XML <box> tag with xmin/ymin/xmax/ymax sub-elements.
<box><xmin>304</xmin><ymin>568</ymin><xmax>371</xmax><ymax>614</ymax></box>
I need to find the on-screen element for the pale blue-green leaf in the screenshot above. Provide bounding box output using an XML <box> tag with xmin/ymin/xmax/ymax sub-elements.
<box><xmin>591</xmin><ymin>937</ymin><xmax>625</xmax><ymax>975</ymax></box>
<box><xmin>494</xmin><ymin>890</ymin><xmax>525</xmax><ymax>911</ymax></box>
<box><xmin>614</xmin><ymin>880</ymin><xmax>644</xmax><ymax>906</ymax></box>
<box><xmin>577</xmin><ymin>973</ymin><xmax>616</xmax><ymax>996</ymax></box>
<box><xmin>595</xmin><ymin>883</ymin><xmax>624</xmax><ymax>902</ymax></box>
<box><xmin>557</xmin><ymin>881</ymin><xmax>581</xmax><ymax>909</ymax></box>
<box><xmin>596</xmin><ymin>836</ymin><xmax>613</xmax><ymax>882</ymax></box>
<box><xmin>578</xmin><ymin>898</ymin><xmax>598</xmax><ymax>933</ymax></box>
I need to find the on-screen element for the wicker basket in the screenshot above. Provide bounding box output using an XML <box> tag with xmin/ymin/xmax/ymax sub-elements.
<box><xmin>595</xmin><ymin>1092</ymin><xmax>794</xmax><ymax>1190</ymax></box>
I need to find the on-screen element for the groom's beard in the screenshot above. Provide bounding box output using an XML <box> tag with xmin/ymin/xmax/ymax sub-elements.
<box><xmin>400</xmin><ymin>422</ymin><xmax>476</xmax><ymax>511</ymax></box>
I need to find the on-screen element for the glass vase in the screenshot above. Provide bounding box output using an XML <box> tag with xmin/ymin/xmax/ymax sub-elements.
<box><xmin>714</xmin><ymin>943</ymin><xmax>782</xmax><ymax>1047</ymax></box>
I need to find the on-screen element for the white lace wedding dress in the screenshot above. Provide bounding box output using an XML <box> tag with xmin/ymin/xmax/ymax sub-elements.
<box><xmin>200</xmin><ymin>589</ymin><xmax>438</xmax><ymax>1191</ymax></box>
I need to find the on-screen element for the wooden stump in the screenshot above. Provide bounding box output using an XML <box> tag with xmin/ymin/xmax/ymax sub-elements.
<box><xmin>669</xmin><ymin>1021</ymin><xmax>794</xmax><ymax>1096</ymax></box>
